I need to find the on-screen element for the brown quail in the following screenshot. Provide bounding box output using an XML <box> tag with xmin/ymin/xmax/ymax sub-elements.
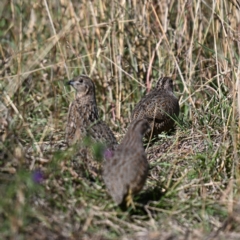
<box><xmin>131</xmin><ymin>77</ymin><xmax>179</xmax><ymax>138</ymax></box>
<box><xmin>66</xmin><ymin>75</ymin><xmax>118</xmax><ymax>178</ymax></box>
<box><xmin>65</xmin><ymin>75</ymin><xmax>117</xmax><ymax>149</ymax></box>
<box><xmin>102</xmin><ymin>119</ymin><xmax>149</xmax><ymax>208</ymax></box>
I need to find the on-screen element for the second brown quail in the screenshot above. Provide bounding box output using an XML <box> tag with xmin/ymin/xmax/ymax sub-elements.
<box><xmin>131</xmin><ymin>77</ymin><xmax>179</xmax><ymax>138</ymax></box>
<box><xmin>102</xmin><ymin>119</ymin><xmax>149</xmax><ymax>208</ymax></box>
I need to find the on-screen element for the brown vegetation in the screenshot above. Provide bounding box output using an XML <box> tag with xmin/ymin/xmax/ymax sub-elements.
<box><xmin>0</xmin><ymin>0</ymin><xmax>240</xmax><ymax>239</ymax></box>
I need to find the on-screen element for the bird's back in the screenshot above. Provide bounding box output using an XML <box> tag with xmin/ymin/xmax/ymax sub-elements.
<box><xmin>132</xmin><ymin>86</ymin><xmax>179</xmax><ymax>135</ymax></box>
<box><xmin>103</xmin><ymin>146</ymin><xmax>148</xmax><ymax>204</ymax></box>
<box><xmin>102</xmin><ymin>119</ymin><xmax>149</xmax><ymax>205</ymax></box>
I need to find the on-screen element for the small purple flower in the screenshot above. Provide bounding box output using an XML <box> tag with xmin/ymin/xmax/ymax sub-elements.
<box><xmin>104</xmin><ymin>149</ymin><xmax>114</xmax><ymax>160</ymax></box>
<box><xmin>32</xmin><ymin>169</ymin><xmax>44</xmax><ymax>184</ymax></box>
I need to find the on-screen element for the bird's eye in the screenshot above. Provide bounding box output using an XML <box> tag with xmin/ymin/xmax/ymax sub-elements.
<box><xmin>78</xmin><ymin>79</ymin><xmax>83</xmax><ymax>84</ymax></box>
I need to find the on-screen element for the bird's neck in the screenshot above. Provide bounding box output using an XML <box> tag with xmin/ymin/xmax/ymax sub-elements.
<box><xmin>75</xmin><ymin>94</ymin><xmax>96</xmax><ymax>103</ymax></box>
<box><xmin>120</xmin><ymin>132</ymin><xmax>144</xmax><ymax>149</ymax></box>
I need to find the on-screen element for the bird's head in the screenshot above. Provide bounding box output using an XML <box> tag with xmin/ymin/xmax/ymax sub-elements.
<box><xmin>67</xmin><ymin>75</ymin><xmax>95</xmax><ymax>98</ymax></box>
<box><xmin>130</xmin><ymin>118</ymin><xmax>150</xmax><ymax>137</ymax></box>
<box><xmin>156</xmin><ymin>77</ymin><xmax>174</xmax><ymax>92</ymax></box>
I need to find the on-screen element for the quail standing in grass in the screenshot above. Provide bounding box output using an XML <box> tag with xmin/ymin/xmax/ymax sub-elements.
<box><xmin>102</xmin><ymin>119</ymin><xmax>149</xmax><ymax>208</ymax></box>
<box><xmin>66</xmin><ymin>75</ymin><xmax>118</xmax><ymax>177</ymax></box>
<box><xmin>131</xmin><ymin>77</ymin><xmax>179</xmax><ymax>138</ymax></box>
<box><xmin>66</xmin><ymin>75</ymin><xmax>117</xmax><ymax>149</ymax></box>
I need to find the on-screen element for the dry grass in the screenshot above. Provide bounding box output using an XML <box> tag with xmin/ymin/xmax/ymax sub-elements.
<box><xmin>1</xmin><ymin>0</ymin><xmax>240</xmax><ymax>239</ymax></box>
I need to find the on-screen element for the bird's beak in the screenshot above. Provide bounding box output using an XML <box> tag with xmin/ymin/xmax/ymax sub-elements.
<box><xmin>67</xmin><ymin>80</ymin><xmax>74</xmax><ymax>86</ymax></box>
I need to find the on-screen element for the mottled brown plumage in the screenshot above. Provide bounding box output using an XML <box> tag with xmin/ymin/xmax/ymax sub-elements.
<box><xmin>102</xmin><ymin>119</ymin><xmax>149</xmax><ymax>208</ymax></box>
<box><xmin>65</xmin><ymin>75</ymin><xmax>117</xmax><ymax>150</ymax></box>
<box><xmin>131</xmin><ymin>77</ymin><xmax>179</xmax><ymax>138</ymax></box>
<box><xmin>66</xmin><ymin>75</ymin><xmax>118</xmax><ymax>178</ymax></box>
